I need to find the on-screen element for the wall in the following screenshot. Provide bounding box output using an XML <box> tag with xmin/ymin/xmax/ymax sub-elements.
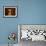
<box><xmin>0</xmin><ymin>0</ymin><xmax>18</xmax><ymax>44</ymax></box>
<box><xmin>18</xmin><ymin>0</ymin><xmax>46</xmax><ymax>24</ymax></box>
<box><xmin>0</xmin><ymin>0</ymin><xmax>46</xmax><ymax>45</ymax></box>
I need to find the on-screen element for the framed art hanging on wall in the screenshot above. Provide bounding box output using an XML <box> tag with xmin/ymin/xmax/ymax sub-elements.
<box><xmin>3</xmin><ymin>6</ymin><xmax>17</xmax><ymax>17</ymax></box>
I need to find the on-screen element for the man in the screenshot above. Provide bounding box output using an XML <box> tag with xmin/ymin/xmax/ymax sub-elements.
<box><xmin>8</xmin><ymin>9</ymin><xmax>12</xmax><ymax>15</ymax></box>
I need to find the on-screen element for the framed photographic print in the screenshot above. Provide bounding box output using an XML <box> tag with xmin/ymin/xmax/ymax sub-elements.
<box><xmin>3</xmin><ymin>6</ymin><xmax>17</xmax><ymax>17</ymax></box>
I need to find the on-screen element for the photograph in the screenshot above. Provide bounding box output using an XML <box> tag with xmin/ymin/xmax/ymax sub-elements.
<box><xmin>3</xmin><ymin>6</ymin><xmax>17</xmax><ymax>17</ymax></box>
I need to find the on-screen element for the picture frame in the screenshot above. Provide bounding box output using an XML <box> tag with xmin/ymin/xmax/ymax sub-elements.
<box><xmin>3</xmin><ymin>6</ymin><xmax>17</xmax><ymax>17</ymax></box>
